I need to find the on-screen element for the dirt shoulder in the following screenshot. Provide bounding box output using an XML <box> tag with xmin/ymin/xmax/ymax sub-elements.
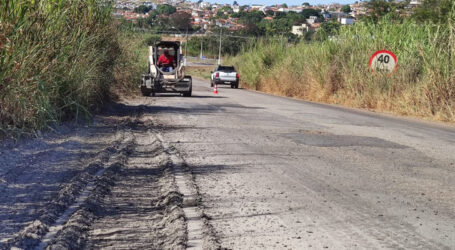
<box><xmin>0</xmin><ymin>100</ymin><xmax>190</xmax><ymax>249</ymax></box>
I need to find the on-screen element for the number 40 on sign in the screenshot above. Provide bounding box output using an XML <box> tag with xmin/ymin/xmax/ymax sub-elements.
<box><xmin>369</xmin><ymin>50</ymin><xmax>398</xmax><ymax>75</ymax></box>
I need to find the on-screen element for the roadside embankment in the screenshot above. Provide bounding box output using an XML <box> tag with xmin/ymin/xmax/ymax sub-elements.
<box><xmin>0</xmin><ymin>1</ymin><xmax>148</xmax><ymax>136</ymax></box>
<box><xmin>230</xmin><ymin>17</ymin><xmax>455</xmax><ymax>122</ymax></box>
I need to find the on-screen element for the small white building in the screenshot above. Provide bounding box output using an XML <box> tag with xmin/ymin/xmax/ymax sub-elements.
<box><xmin>410</xmin><ymin>0</ymin><xmax>422</xmax><ymax>5</ymax></box>
<box><xmin>340</xmin><ymin>17</ymin><xmax>354</xmax><ymax>25</ymax></box>
<box><xmin>306</xmin><ymin>16</ymin><xmax>318</xmax><ymax>24</ymax></box>
<box><xmin>251</xmin><ymin>5</ymin><xmax>266</xmax><ymax>11</ymax></box>
<box><xmin>292</xmin><ymin>24</ymin><xmax>310</xmax><ymax>36</ymax></box>
<box><xmin>199</xmin><ymin>2</ymin><xmax>211</xmax><ymax>9</ymax></box>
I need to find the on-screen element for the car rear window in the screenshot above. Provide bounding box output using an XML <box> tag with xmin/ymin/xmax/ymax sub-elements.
<box><xmin>217</xmin><ymin>66</ymin><xmax>236</xmax><ymax>72</ymax></box>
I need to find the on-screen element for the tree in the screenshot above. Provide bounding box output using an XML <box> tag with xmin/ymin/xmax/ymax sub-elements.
<box><xmin>169</xmin><ymin>12</ymin><xmax>192</xmax><ymax>31</ymax></box>
<box><xmin>265</xmin><ymin>9</ymin><xmax>275</xmax><ymax>16</ymax></box>
<box><xmin>282</xmin><ymin>3</ymin><xmax>288</xmax><ymax>8</ymax></box>
<box><xmin>364</xmin><ymin>0</ymin><xmax>408</xmax><ymax>23</ymax></box>
<box><xmin>157</xmin><ymin>4</ymin><xmax>176</xmax><ymax>15</ymax></box>
<box><xmin>233</xmin><ymin>1</ymin><xmax>239</xmax><ymax>6</ymax></box>
<box><xmin>146</xmin><ymin>10</ymin><xmax>159</xmax><ymax>26</ymax></box>
<box><xmin>300</xmin><ymin>8</ymin><xmax>321</xmax><ymax>19</ymax></box>
<box><xmin>364</xmin><ymin>0</ymin><xmax>393</xmax><ymax>22</ymax></box>
<box><xmin>341</xmin><ymin>5</ymin><xmax>351</xmax><ymax>13</ymax></box>
<box><xmin>302</xmin><ymin>2</ymin><xmax>310</xmax><ymax>6</ymax></box>
<box><xmin>239</xmin><ymin>10</ymin><xmax>265</xmax><ymax>24</ymax></box>
<box><xmin>413</xmin><ymin>0</ymin><xmax>453</xmax><ymax>24</ymax></box>
<box><xmin>319</xmin><ymin>21</ymin><xmax>340</xmax><ymax>36</ymax></box>
<box><xmin>134</xmin><ymin>5</ymin><xmax>152</xmax><ymax>14</ymax></box>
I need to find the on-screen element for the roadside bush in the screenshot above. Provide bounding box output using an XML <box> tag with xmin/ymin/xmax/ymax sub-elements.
<box><xmin>230</xmin><ymin>11</ymin><xmax>455</xmax><ymax>122</ymax></box>
<box><xmin>0</xmin><ymin>0</ymin><xmax>119</xmax><ymax>134</ymax></box>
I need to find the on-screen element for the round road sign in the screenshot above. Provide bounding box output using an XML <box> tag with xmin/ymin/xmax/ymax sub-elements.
<box><xmin>369</xmin><ymin>50</ymin><xmax>398</xmax><ymax>75</ymax></box>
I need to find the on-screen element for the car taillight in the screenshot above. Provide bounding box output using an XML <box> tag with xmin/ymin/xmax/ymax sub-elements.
<box><xmin>236</xmin><ymin>73</ymin><xmax>239</xmax><ymax>79</ymax></box>
<box><xmin>216</xmin><ymin>72</ymin><xmax>219</xmax><ymax>78</ymax></box>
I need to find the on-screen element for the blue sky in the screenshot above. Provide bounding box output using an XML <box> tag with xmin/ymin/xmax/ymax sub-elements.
<box><xmin>202</xmin><ymin>0</ymin><xmax>356</xmax><ymax>6</ymax></box>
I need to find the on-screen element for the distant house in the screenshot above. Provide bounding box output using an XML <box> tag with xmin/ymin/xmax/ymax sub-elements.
<box><xmin>292</xmin><ymin>25</ymin><xmax>306</xmax><ymax>36</ymax></box>
<box><xmin>251</xmin><ymin>5</ymin><xmax>266</xmax><ymax>11</ymax></box>
<box><xmin>292</xmin><ymin>23</ymin><xmax>318</xmax><ymax>36</ymax></box>
<box><xmin>288</xmin><ymin>7</ymin><xmax>303</xmax><ymax>13</ymax></box>
<box><xmin>321</xmin><ymin>10</ymin><xmax>331</xmax><ymax>19</ymax></box>
<box><xmin>199</xmin><ymin>2</ymin><xmax>211</xmax><ymax>9</ymax></box>
<box><xmin>306</xmin><ymin>16</ymin><xmax>319</xmax><ymax>25</ymax></box>
<box><xmin>339</xmin><ymin>17</ymin><xmax>354</xmax><ymax>25</ymax></box>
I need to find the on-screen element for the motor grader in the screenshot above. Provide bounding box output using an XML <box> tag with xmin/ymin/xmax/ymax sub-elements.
<box><xmin>140</xmin><ymin>41</ymin><xmax>192</xmax><ymax>97</ymax></box>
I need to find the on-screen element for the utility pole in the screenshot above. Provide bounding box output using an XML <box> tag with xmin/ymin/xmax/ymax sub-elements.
<box><xmin>200</xmin><ymin>37</ymin><xmax>203</xmax><ymax>59</ymax></box>
<box><xmin>184</xmin><ymin>24</ymin><xmax>188</xmax><ymax>66</ymax></box>
<box><xmin>218</xmin><ymin>29</ymin><xmax>222</xmax><ymax>65</ymax></box>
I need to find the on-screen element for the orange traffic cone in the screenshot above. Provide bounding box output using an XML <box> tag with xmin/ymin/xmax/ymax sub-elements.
<box><xmin>213</xmin><ymin>84</ymin><xmax>218</xmax><ymax>94</ymax></box>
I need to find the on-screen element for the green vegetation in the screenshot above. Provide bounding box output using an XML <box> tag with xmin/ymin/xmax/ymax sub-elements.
<box><xmin>157</xmin><ymin>4</ymin><xmax>177</xmax><ymax>15</ymax></box>
<box><xmin>168</xmin><ymin>12</ymin><xmax>193</xmax><ymax>30</ymax></box>
<box><xmin>124</xmin><ymin>4</ymin><xmax>193</xmax><ymax>33</ymax></box>
<box><xmin>341</xmin><ymin>5</ymin><xmax>351</xmax><ymax>13</ymax></box>
<box><xmin>413</xmin><ymin>0</ymin><xmax>453</xmax><ymax>24</ymax></box>
<box><xmin>113</xmin><ymin>30</ymin><xmax>150</xmax><ymax>95</ymax></box>
<box><xmin>230</xmin><ymin>10</ymin><xmax>455</xmax><ymax>121</ymax></box>
<box><xmin>186</xmin><ymin>28</ymin><xmax>256</xmax><ymax>58</ymax></box>
<box><xmin>0</xmin><ymin>0</ymin><xmax>121</xmax><ymax>134</ymax></box>
<box><xmin>231</xmin><ymin>9</ymin><xmax>321</xmax><ymax>38</ymax></box>
<box><xmin>134</xmin><ymin>5</ymin><xmax>153</xmax><ymax>14</ymax></box>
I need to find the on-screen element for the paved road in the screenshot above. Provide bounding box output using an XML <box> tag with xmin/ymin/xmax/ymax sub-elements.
<box><xmin>149</xmin><ymin>78</ymin><xmax>455</xmax><ymax>249</ymax></box>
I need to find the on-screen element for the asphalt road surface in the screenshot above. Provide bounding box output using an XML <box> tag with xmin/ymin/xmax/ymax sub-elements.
<box><xmin>150</xmin><ymin>78</ymin><xmax>455</xmax><ymax>249</ymax></box>
<box><xmin>1</xmin><ymin>77</ymin><xmax>454</xmax><ymax>249</ymax></box>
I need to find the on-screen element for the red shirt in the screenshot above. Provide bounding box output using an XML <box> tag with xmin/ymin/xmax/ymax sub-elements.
<box><xmin>158</xmin><ymin>54</ymin><xmax>175</xmax><ymax>66</ymax></box>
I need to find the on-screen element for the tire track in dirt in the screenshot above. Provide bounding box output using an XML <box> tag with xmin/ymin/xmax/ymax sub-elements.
<box><xmin>83</xmin><ymin>127</ymin><xmax>187</xmax><ymax>249</ymax></box>
<box><xmin>1</xmin><ymin>101</ymin><xmax>190</xmax><ymax>249</ymax></box>
<box><xmin>150</xmin><ymin>115</ymin><xmax>222</xmax><ymax>249</ymax></box>
<box><xmin>2</xmin><ymin>132</ymin><xmax>130</xmax><ymax>249</ymax></box>
<box><xmin>42</xmin><ymin>105</ymin><xmax>189</xmax><ymax>249</ymax></box>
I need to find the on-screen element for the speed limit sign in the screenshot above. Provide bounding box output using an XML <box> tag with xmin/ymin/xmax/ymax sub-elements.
<box><xmin>369</xmin><ymin>50</ymin><xmax>398</xmax><ymax>75</ymax></box>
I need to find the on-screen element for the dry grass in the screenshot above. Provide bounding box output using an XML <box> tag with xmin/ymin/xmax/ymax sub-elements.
<box><xmin>230</xmin><ymin>14</ymin><xmax>455</xmax><ymax>123</ymax></box>
<box><xmin>111</xmin><ymin>31</ymin><xmax>149</xmax><ymax>98</ymax></box>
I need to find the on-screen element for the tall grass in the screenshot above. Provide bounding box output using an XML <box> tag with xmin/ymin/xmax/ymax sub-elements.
<box><xmin>112</xmin><ymin>29</ymin><xmax>149</xmax><ymax>96</ymax></box>
<box><xmin>0</xmin><ymin>0</ymin><xmax>119</xmax><ymax>134</ymax></box>
<box><xmin>231</xmin><ymin>10</ymin><xmax>455</xmax><ymax>122</ymax></box>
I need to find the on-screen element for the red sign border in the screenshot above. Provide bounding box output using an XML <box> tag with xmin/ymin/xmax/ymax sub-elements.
<box><xmin>369</xmin><ymin>50</ymin><xmax>398</xmax><ymax>75</ymax></box>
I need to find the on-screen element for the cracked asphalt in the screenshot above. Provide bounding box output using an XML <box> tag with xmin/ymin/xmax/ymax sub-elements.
<box><xmin>149</xmin><ymin>78</ymin><xmax>455</xmax><ymax>249</ymax></box>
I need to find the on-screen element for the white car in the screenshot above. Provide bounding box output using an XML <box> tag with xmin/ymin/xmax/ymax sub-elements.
<box><xmin>210</xmin><ymin>65</ymin><xmax>239</xmax><ymax>89</ymax></box>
